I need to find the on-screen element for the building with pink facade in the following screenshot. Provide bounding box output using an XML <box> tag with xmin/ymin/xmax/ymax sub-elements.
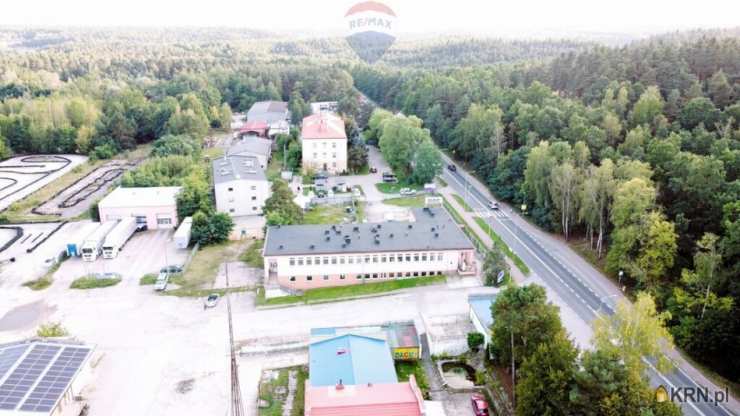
<box><xmin>263</xmin><ymin>208</ymin><xmax>476</xmax><ymax>291</ymax></box>
<box><xmin>98</xmin><ymin>186</ymin><xmax>181</xmax><ymax>230</ymax></box>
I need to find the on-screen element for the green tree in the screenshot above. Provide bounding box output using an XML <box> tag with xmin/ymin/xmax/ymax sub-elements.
<box><xmin>631</xmin><ymin>86</ymin><xmax>664</xmax><ymax>127</ymax></box>
<box><xmin>379</xmin><ymin>114</ymin><xmax>430</xmax><ymax>179</ymax></box>
<box><xmin>191</xmin><ymin>211</ymin><xmax>234</xmax><ymax>245</ymax></box>
<box><xmin>467</xmin><ymin>332</ymin><xmax>484</xmax><ymax>351</ymax></box>
<box><xmin>579</xmin><ymin>160</ymin><xmax>616</xmax><ymax>258</ymax></box>
<box><xmin>635</xmin><ymin>211</ymin><xmax>677</xmax><ymax>288</ymax></box>
<box><xmin>482</xmin><ymin>247</ymin><xmax>509</xmax><ymax>286</ymax></box>
<box><xmin>264</xmin><ymin>180</ymin><xmax>303</xmax><ymax>225</ymax></box>
<box><xmin>166</xmin><ymin>108</ymin><xmax>209</xmax><ymax>139</ymax></box>
<box><xmin>151</xmin><ymin>134</ymin><xmax>201</xmax><ymax>158</ymax></box>
<box><xmin>679</xmin><ymin>97</ymin><xmax>720</xmax><ymax>130</ymax></box>
<box><xmin>549</xmin><ymin>162</ymin><xmax>580</xmax><ymax>239</ymax></box>
<box><xmin>707</xmin><ymin>70</ymin><xmax>733</xmax><ymax>108</ymax></box>
<box><xmin>411</xmin><ymin>139</ymin><xmax>442</xmax><ymax>184</ymax></box>
<box><xmin>515</xmin><ymin>332</ymin><xmax>578</xmax><ymax>416</ymax></box>
<box><xmin>593</xmin><ymin>292</ymin><xmax>674</xmax><ymax>376</ymax></box>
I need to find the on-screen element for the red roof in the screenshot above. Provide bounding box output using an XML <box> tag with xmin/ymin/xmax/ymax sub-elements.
<box><xmin>301</xmin><ymin>113</ymin><xmax>347</xmax><ymax>140</ymax></box>
<box><xmin>305</xmin><ymin>377</ymin><xmax>424</xmax><ymax>416</ymax></box>
<box><xmin>240</xmin><ymin>120</ymin><xmax>269</xmax><ymax>131</ymax></box>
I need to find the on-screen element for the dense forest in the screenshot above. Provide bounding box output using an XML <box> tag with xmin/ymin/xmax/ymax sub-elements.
<box><xmin>354</xmin><ymin>34</ymin><xmax>740</xmax><ymax>382</ymax></box>
<box><xmin>1</xmin><ymin>27</ymin><xmax>738</xmax><ymax>384</ymax></box>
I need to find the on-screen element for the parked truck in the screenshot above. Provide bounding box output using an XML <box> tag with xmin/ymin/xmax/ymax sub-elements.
<box><xmin>81</xmin><ymin>221</ymin><xmax>118</xmax><ymax>262</ymax></box>
<box><xmin>102</xmin><ymin>217</ymin><xmax>138</xmax><ymax>259</ymax></box>
<box><xmin>65</xmin><ymin>222</ymin><xmax>101</xmax><ymax>257</ymax></box>
<box><xmin>173</xmin><ymin>217</ymin><xmax>192</xmax><ymax>249</ymax></box>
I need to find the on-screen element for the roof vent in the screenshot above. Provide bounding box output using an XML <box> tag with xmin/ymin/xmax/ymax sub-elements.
<box><xmin>325</xmin><ymin>236</ymin><xmax>330</xmax><ymax>242</ymax></box>
<box><xmin>341</xmin><ymin>243</ymin><xmax>346</xmax><ymax>248</ymax></box>
<box><xmin>389</xmin><ymin>233</ymin><xmax>394</xmax><ymax>238</ymax></box>
<box><xmin>325</xmin><ymin>230</ymin><xmax>330</xmax><ymax>235</ymax></box>
<box><xmin>431</xmin><ymin>227</ymin><xmax>436</xmax><ymax>232</ymax></box>
<box><xmin>353</xmin><ymin>226</ymin><xmax>359</xmax><ymax>232</ymax></box>
<box><xmin>435</xmin><ymin>233</ymin><xmax>439</xmax><ymax>238</ymax></box>
<box><xmin>345</xmin><ymin>238</ymin><xmax>351</xmax><ymax>244</ymax></box>
<box><xmin>278</xmin><ymin>245</ymin><xmax>284</xmax><ymax>250</ymax></box>
<box><xmin>377</xmin><ymin>224</ymin><xmax>382</xmax><ymax>229</ymax></box>
<box><xmin>408</xmin><ymin>224</ymin><xmax>413</xmax><ymax>229</ymax></box>
<box><xmin>309</xmin><ymin>244</ymin><xmax>315</xmax><ymax>250</ymax></box>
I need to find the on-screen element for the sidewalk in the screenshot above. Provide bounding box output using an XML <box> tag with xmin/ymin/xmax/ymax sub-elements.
<box><xmin>439</xmin><ymin>186</ymin><xmax>526</xmax><ymax>284</ymax></box>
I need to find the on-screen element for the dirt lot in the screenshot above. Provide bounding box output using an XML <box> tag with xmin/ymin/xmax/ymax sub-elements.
<box><xmin>0</xmin><ymin>155</ymin><xmax>87</xmax><ymax>211</ymax></box>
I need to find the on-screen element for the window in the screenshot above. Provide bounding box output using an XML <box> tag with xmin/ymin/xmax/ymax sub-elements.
<box><xmin>389</xmin><ymin>254</ymin><xmax>395</xmax><ymax>262</ymax></box>
<box><xmin>372</xmin><ymin>273</ymin><xmax>378</xmax><ymax>278</ymax></box>
<box><xmin>340</xmin><ymin>256</ymin><xmax>345</xmax><ymax>264</ymax></box>
<box><xmin>251</xmin><ymin>196</ymin><xmax>257</xmax><ymax>200</ymax></box>
<box><xmin>332</xmin><ymin>142</ymin><xmax>337</xmax><ymax>148</ymax></box>
<box><xmin>340</xmin><ymin>274</ymin><xmax>346</xmax><ymax>279</ymax></box>
<box><xmin>421</xmin><ymin>272</ymin><xmax>427</xmax><ymax>276</ymax></box>
<box><xmin>251</xmin><ymin>185</ymin><xmax>257</xmax><ymax>191</ymax></box>
<box><xmin>372</xmin><ymin>255</ymin><xmax>378</xmax><ymax>263</ymax></box>
<box><xmin>348</xmin><ymin>256</ymin><xmax>354</xmax><ymax>264</ymax></box>
<box><xmin>323</xmin><ymin>275</ymin><xmax>329</xmax><ymax>280</ymax></box>
<box><xmin>289</xmin><ymin>276</ymin><xmax>296</xmax><ymax>281</ymax></box>
<box><xmin>229</xmin><ymin>208</ymin><xmax>235</xmax><ymax>213</ymax></box>
<box><xmin>228</xmin><ymin>197</ymin><xmax>235</xmax><ymax>203</ymax></box>
<box><xmin>381</xmin><ymin>255</ymin><xmax>387</xmax><ymax>263</ymax></box>
<box><xmin>389</xmin><ymin>272</ymin><xmax>395</xmax><ymax>278</ymax></box>
<box><xmin>315</xmin><ymin>257</ymin><xmax>320</xmax><ymax>265</ymax></box>
<box><xmin>157</xmin><ymin>218</ymin><xmax>172</xmax><ymax>225</ymax></box>
<box><xmin>332</xmin><ymin>162</ymin><xmax>337</xmax><ymax>168</ymax></box>
<box><xmin>323</xmin><ymin>257</ymin><xmax>329</xmax><ymax>265</ymax></box>
<box><xmin>413</xmin><ymin>272</ymin><xmax>419</xmax><ymax>277</ymax></box>
<box><xmin>364</xmin><ymin>255</ymin><xmax>370</xmax><ymax>263</ymax></box>
<box><xmin>307</xmin><ymin>275</ymin><xmax>313</xmax><ymax>281</ymax></box>
<box><xmin>331</xmin><ymin>257</ymin><xmax>337</xmax><ymax>265</ymax></box>
<box><xmin>356</xmin><ymin>274</ymin><xmax>362</xmax><ymax>279</ymax></box>
<box><xmin>406</xmin><ymin>254</ymin><xmax>411</xmax><ymax>262</ymax></box>
<box><xmin>228</xmin><ymin>187</ymin><xmax>234</xmax><ymax>192</ymax></box>
<box><xmin>289</xmin><ymin>258</ymin><xmax>295</xmax><ymax>266</ymax></box>
<box><xmin>438</xmin><ymin>253</ymin><xmax>443</xmax><ymax>261</ymax></box>
<box><xmin>313</xmin><ymin>153</ymin><xmax>317</xmax><ymax>158</ymax></box>
<box><xmin>405</xmin><ymin>272</ymin><xmax>411</xmax><ymax>277</ymax></box>
<box><xmin>422</xmin><ymin>253</ymin><xmax>428</xmax><ymax>261</ymax></box>
<box><xmin>364</xmin><ymin>274</ymin><xmax>370</xmax><ymax>279</ymax></box>
<box><xmin>298</xmin><ymin>258</ymin><xmax>304</xmax><ymax>266</ymax></box>
<box><xmin>332</xmin><ymin>153</ymin><xmax>336</xmax><ymax>158</ymax></box>
<box><xmin>414</xmin><ymin>253</ymin><xmax>420</xmax><ymax>262</ymax></box>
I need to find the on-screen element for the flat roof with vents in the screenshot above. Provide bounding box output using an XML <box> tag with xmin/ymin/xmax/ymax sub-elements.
<box><xmin>0</xmin><ymin>340</ymin><xmax>94</xmax><ymax>414</ymax></box>
<box><xmin>264</xmin><ymin>207</ymin><xmax>473</xmax><ymax>256</ymax></box>
<box><xmin>212</xmin><ymin>155</ymin><xmax>267</xmax><ymax>185</ymax></box>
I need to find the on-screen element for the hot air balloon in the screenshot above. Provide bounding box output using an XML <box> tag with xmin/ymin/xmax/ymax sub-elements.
<box><xmin>344</xmin><ymin>1</ymin><xmax>397</xmax><ymax>63</ymax></box>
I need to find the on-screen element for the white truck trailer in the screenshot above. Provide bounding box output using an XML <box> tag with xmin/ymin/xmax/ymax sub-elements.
<box><xmin>81</xmin><ymin>221</ymin><xmax>118</xmax><ymax>262</ymax></box>
<box><xmin>65</xmin><ymin>222</ymin><xmax>102</xmax><ymax>257</ymax></box>
<box><xmin>173</xmin><ymin>216</ymin><xmax>192</xmax><ymax>249</ymax></box>
<box><xmin>102</xmin><ymin>217</ymin><xmax>138</xmax><ymax>259</ymax></box>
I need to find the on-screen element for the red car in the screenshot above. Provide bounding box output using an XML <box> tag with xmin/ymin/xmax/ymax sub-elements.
<box><xmin>471</xmin><ymin>393</ymin><xmax>489</xmax><ymax>415</ymax></box>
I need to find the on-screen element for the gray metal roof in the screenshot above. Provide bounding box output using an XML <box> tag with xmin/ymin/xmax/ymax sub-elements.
<box><xmin>212</xmin><ymin>155</ymin><xmax>267</xmax><ymax>185</ymax></box>
<box><xmin>228</xmin><ymin>137</ymin><xmax>272</xmax><ymax>158</ymax></box>
<box><xmin>247</xmin><ymin>101</ymin><xmax>289</xmax><ymax>124</ymax></box>
<box><xmin>264</xmin><ymin>207</ymin><xmax>474</xmax><ymax>256</ymax></box>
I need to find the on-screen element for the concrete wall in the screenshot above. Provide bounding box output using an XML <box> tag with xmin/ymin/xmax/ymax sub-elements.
<box><xmin>469</xmin><ymin>308</ymin><xmax>492</xmax><ymax>348</ymax></box>
<box><xmin>99</xmin><ymin>205</ymin><xmax>177</xmax><ymax>230</ymax></box>
<box><xmin>266</xmin><ymin>249</ymin><xmax>467</xmax><ymax>291</ymax></box>
<box><xmin>302</xmin><ymin>138</ymin><xmax>347</xmax><ymax>174</ymax></box>
<box><xmin>214</xmin><ymin>178</ymin><xmax>270</xmax><ymax>217</ymax></box>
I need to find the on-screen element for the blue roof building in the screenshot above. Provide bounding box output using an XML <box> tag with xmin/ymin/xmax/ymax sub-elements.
<box><xmin>468</xmin><ymin>293</ymin><xmax>498</xmax><ymax>348</ymax></box>
<box><xmin>308</xmin><ymin>334</ymin><xmax>398</xmax><ymax>387</ymax></box>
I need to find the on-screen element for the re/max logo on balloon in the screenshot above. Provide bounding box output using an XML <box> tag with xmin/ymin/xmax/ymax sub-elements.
<box><xmin>344</xmin><ymin>1</ymin><xmax>397</xmax><ymax>64</ymax></box>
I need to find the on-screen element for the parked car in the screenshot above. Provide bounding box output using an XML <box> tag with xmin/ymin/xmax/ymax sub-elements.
<box><xmin>471</xmin><ymin>393</ymin><xmax>490</xmax><ymax>415</ymax></box>
<box><xmin>447</xmin><ymin>164</ymin><xmax>457</xmax><ymax>172</ymax></box>
<box><xmin>353</xmin><ymin>187</ymin><xmax>362</xmax><ymax>197</ymax></box>
<box><xmin>94</xmin><ymin>272</ymin><xmax>122</xmax><ymax>280</ymax></box>
<box><xmin>369</xmin><ymin>167</ymin><xmax>378</xmax><ymax>173</ymax></box>
<box><xmin>160</xmin><ymin>265</ymin><xmax>183</xmax><ymax>274</ymax></box>
<box><xmin>204</xmin><ymin>293</ymin><xmax>220</xmax><ymax>308</ymax></box>
<box><xmin>488</xmin><ymin>200</ymin><xmax>499</xmax><ymax>210</ymax></box>
<box><xmin>154</xmin><ymin>272</ymin><xmax>169</xmax><ymax>291</ymax></box>
<box><xmin>400</xmin><ymin>188</ymin><xmax>416</xmax><ymax>196</ymax></box>
<box><xmin>382</xmin><ymin>172</ymin><xmax>398</xmax><ymax>183</ymax></box>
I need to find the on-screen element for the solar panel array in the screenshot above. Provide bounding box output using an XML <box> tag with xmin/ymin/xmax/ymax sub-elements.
<box><xmin>0</xmin><ymin>342</ymin><xmax>91</xmax><ymax>413</ymax></box>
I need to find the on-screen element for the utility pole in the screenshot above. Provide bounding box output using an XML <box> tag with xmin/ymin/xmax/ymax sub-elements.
<box><xmin>510</xmin><ymin>324</ymin><xmax>515</xmax><ymax>409</ymax></box>
<box><xmin>226</xmin><ymin>264</ymin><xmax>245</xmax><ymax>416</ymax></box>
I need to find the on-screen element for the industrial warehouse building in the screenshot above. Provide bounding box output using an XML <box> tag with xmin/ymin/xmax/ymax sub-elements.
<box><xmin>263</xmin><ymin>207</ymin><xmax>476</xmax><ymax>291</ymax></box>
<box><xmin>98</xmin><ymin>186</ymin><xmax>181</xmax><ymax>230</ymax></box>
<box><xmin>212</xmin><ymin>155</ymin><xmax>270</xmax><ymax>217</ymax></box>
<box><xmin>246</xmin><ymin>100</ymin><xmax>290</xmax><ymax>137</ymax></box>
<box><xmin>300</xmin><ymin>113</ymin><xmax>347</xmax><ymax>175</ymax></box>
<box><xmin>0</xmin><ymin>339</ymin><xmax>95</xmax><ymax>416</ymax></box>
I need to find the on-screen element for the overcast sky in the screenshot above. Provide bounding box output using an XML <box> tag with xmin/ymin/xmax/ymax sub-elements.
<box><xmin>2</xmin><ymin>0</ymin><xmax>738</xmax><ymax>36</ymax></box>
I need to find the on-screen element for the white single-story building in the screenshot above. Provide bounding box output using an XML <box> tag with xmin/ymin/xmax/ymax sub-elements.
<box><xmin>310</xmin><ymin>101</ymin><xmax>338</xmax><ymax>115</ymax></box>
<box><xmin>468</xmin><ymin>294</ymin><xmax>498</xmax><ymax>348</ymax></box>
<box><xmin>263</xmin><ymin>207</ymin><xmax>476</xmax><ymax>291</ymax></box>
<box><xmin>213</xmin><ymin>155</ymin><xmax>270</xmax><ymax>217</ymax></box>
<box><xmin>98</xmin><ymin>186</ymin><xmax>181</xmax><ymax>230</ymax></box>
<box><xmin>0</xmin><ymin>339</ymin><xmax>95</xmax><ymax>416</ymax></box>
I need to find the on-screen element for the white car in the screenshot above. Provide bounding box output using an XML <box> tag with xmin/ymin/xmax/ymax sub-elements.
<box><xmin>204</xmin><ymin>293</ymin><xmax>220</xmax><ymax>308</ymax></box>
<box><xmin>489</xmin><ymin>201</ymin><xmax>500</xmax><ymax>210</ymax></box>
<box><xmin>154</xmin><ymin>272</ymin><xmax>169</xmax><ymax>291</ymax></box>
<box><xmin>400</xmin><ymin>188</ymin><xmax>416</xmax><ymax>196</ymax></box>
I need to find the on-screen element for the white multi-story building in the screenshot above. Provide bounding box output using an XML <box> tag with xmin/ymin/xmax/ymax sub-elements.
<box><xmin>300</xmin><ymin>113</ymin><xmax>347</xmax><ymax>175</ymax></box>
<box><xmin>263</xmin><ymin>208</ymin><xmax>476</xmax><ymax>291</ymax></box>
<box><xmin>213</xmin><ymin>155</ymin><xmax>270</xmax><ymax>217</ymax></box>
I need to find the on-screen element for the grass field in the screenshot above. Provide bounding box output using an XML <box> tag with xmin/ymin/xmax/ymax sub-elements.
<box><xmin>303</xmin><ymin>205</ymin><xmax>347</xmax><ymax>224</ymax></box>
<box><xmin>383</xmin><ymin>195</ymin><xmax>426</xmax><ymax>208</ymax></box>
<box><xmin>139</xmin><ymin>273</ymin><xmax>157</xmax><ymax>285</ymax></box>
<box><xmin>452</xmin><ymin>194</ymin><xmax>473</xmax><ymax>212</ymax></box>
<box><xmin>259</xmin><ymin>275</ymin><xmax>447</xmax><ymax>306</ymax></box>
<box><xmin>375</xmin><ymin>182</ymin><xmax>422</xmax><ymax>194</ymax></box>
<box><xmin>240</xmin><ymin>239</ymin><xmax>265</xmax><ymax>268</ymax></box>
<box><xmin>395</xmin><ymin>361</ymin><xmax>431</xmax><ymax>399</ymax></box>
<box><xmin>166</xmin><ymin>241</ymin><xmax>245</xmax><ymax>296</ymax></box>
<box><xmin>70</xmin><ymin>275</ymin><xmax>122</xmax><ymax>289</ymax></box>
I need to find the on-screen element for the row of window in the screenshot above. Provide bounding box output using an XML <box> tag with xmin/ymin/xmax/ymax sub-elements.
<box><xmin>228</xmin><ymin>207</ymin><xmax>259</xmax><ymax>213</ymax></box>
<box><xmin>288</xmin><ymin>270</ymin><xmax>443</xmax><ymax>282</ymax></box>
<box><xmin>227</xmin><ymin>185</ymin><xmax>259</xmax><ymax>192</ymax></box>
<box><xmin>312</xmin><ymin>153</ymin><xmax>338</xmax><ymax>159</ymax></box>
<box><xmin>227</xmin><ymin>196</ymin><xmax>259</xmax><ymax>202</ymax></box>
<box><xmin>312</xmin><ymin>142</ymin><xmax>338</xmax><ymax>148</ymax></box>
<box><xmin>288</xmin><ymin>252</ymin><xmax>446</xmax><ymax>266</ymax></box>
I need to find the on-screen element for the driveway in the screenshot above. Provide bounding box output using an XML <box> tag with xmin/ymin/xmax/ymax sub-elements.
<box><xmin>326</xmin><ymin>146</ymin><xmax>390</xmax><ymax>203</ymax></box>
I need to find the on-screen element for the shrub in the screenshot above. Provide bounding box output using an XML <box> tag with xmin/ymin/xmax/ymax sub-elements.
<box><xmin>37</xmin><ymin>322</ymin><xmax>68</xmax><ymax>338</ymax></box>
<box><xmin>467</xmin><ymin>332</ymin><xmax>485</xmax><ymax>351</ymax></box>
<box><xmin>70</xmin><ymin>275</ymin><xmax>122</xmax><ymax>289</ymax></box>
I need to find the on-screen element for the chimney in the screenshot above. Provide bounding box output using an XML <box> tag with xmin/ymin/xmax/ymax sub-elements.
<box><xmin>336</xmin><ymin>379</ymin><xmax>344</xmax><ymax>390</ymax></box>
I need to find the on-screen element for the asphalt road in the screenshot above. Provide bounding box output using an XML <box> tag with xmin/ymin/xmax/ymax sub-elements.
<box><xmin>440</xmin><ymin>155</ymin><xmax>736</xmax><ymax>416</ymax></box>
